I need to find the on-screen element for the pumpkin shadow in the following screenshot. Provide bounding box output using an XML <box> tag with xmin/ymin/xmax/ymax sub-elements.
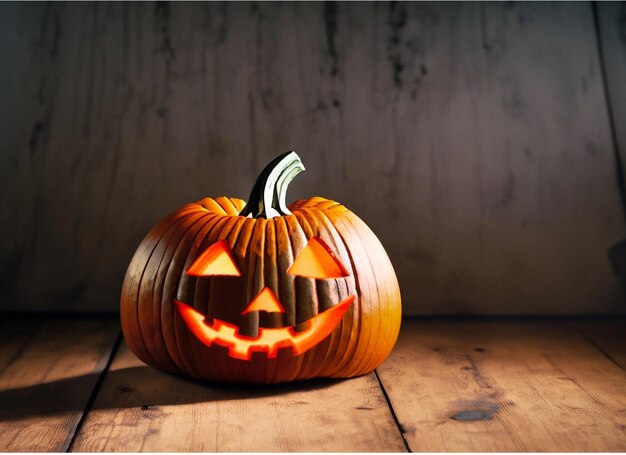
<box><xmin>0</xmin><ymin>366</ymin><xmax>347</xmax><ymax>422</ymax></box>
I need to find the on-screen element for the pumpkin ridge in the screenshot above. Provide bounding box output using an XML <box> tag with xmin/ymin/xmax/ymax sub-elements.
<box><xmin>154</xmin><ymin>212</ymin><xmax>218</xmax><ymax>375</ymax></box>
<box><xmin>247</xmin><ymin>218</ymin><xmax>267</xmax><ymax>382</ymax></box>
<box><xmin>173</xmin><ymin>213</ymin><xmax>232</xmax><ymax>379</ymax></box>
<box><xmin>134</xmin><ymin>210</ymin><xmax>206</xmax><ymax>370</ymax></box>
<box><xmin>296</xmin><ymin>208</ymin><xmax>344</xmax><ymax>379</ymax></box>
<box><xmin>304</xmin><ymin>206</ymin><xmax>356</xmax><ymax>377</ymax></box>
<box><xmin>152</xmin><ymin>212</ymin><xmax>215</xmax><ymax>371</ymax></box>
<box><xmin>230</xmin><ymin>217</ymin><xmax>258</xmax><ymax>383</ymax></box>
<box><xmin>272</xmin><ymin>216</ymin><xmax>300</xmax><ymax>383</ymax></box>
<box><xmin>263</xmin><ymin>219</ymin><xmax>281</xmax><ymax>384</ymax></box>
<box><xmin>215</xmin><ymin>196</ymin><xmax>240</xmax><ymax>216</ymax></box>
<box><xmin>319</xmin><ymin>206</ymin><xmax>371</xmax><ymax>378</ymax></box>
<box><xmin>140</xmin><ymin>211</ymin><xmax>207</xmax><ymax>373</ymax></box>
<box><xmin>296</xmin><ymin>206</ymin><xmax>351</xmax><ymax>378</ymax></box>
<box><xmin>193</xmin><ymin>215</ymin><xmax>245</xmax><ymax>381</ymax></box>
<box><xmin>213</xmin><ymin>215</ymin><xmax>250</xmax><ymax>382</ymax></box>
<box><xmin>198</xmin><ymin>197</ymin><xmax>229</xmax><ymax>214</ymax></box>
<box><xmin>340</xmin><ymin>211</ymin><xmax>387</xmax><ymax>375</ymax></box>
<box><xmin>306</xmin><ymin>206</ymin><xmax>362</xmax><ymax>378</ymax></box>
<box><xmin>340</xmin><ymin>206</ymin><xmax>385</xmax><ymax>377</ymax></box>
<box><xmin>289</xmin><ymin>212</ymin><xmax>322</xmax><ymax>380</ymax></box>
<box><xmin>281</xmin><ymin>214</ymin><xmax>311</xmax><ymax>382</ymax></box>
<box><xmin>121</xmin><ymin>208</ymin><xmax>198</xmax><ymax>368</ymax></box>
<box><xmin>304</xmin><ymin>210</ymin><xmax>347</xmax><ymax>378</ymax></box>
<box><xmin>196</xmin><ymin>214</ymin><xmax>250</xmax><ymax>382</ymax></box>
<box><xmin>230</xmin><ymin>197</ymin><xmax>247</xmax><ymax>214</ymax></box>
<box><xmin>343</xmin><ymin>209</ymin><xmax>401</xmax><ymax>370</ymax></box>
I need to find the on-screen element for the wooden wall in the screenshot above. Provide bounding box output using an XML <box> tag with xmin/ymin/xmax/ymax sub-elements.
<box><xmin>1</xmin><ymin>2</ymin><xmax>625</xmax><ymax>315</ymax></box>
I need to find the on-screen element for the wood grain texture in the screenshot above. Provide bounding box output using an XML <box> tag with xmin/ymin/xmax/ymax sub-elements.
<box><xmin>70</xmin><ymin>342</ymin><xmax>406</xmax><ymax>452</ymax></box>
<box><xmin>577</xmin><ymin>319</ymin><xmax>626</xmax><ymax>370</ymax></box>
<box><xmin>0</xmin><ymin>318</ymin><xmax>119</xmax><ymax>452</ymax></box>
<box><xmin>376</xmin><ymin>319</ymin><xmax>626</xmax><ymax>452</ymax></box>
<box><xmin>0</xmin><ymin>2</ymin><xmax>624</xmax><ymax>314</ymax></box>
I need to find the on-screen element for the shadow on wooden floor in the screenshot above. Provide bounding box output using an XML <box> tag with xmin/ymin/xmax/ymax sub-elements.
<box><xmin>0</xmin><ymin>366</ymin><xmax>345</xmax><ymax>422</ymax></box>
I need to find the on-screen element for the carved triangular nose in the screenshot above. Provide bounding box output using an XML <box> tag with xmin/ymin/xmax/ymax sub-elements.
<box><xmin>241</xmin><ymin>287</ymin><xmax>286</xmax><ymax>315</ymax></box>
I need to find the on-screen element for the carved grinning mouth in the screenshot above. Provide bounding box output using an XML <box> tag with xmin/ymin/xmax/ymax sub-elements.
<box><xmin>176</xmin><ymin>231</ymin><xmax>354</xmax><ymax>361</ymax></box>
<box><xmin>174</xmin><ymin>296</ymin><xmax>355</xmax><ymax>360</ymax></box>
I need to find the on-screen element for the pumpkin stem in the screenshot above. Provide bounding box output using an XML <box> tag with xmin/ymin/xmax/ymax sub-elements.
<box><xmin>239</xmin><ymin>151</ymin><xmax>305</xmax><ymax>219</ymax></box>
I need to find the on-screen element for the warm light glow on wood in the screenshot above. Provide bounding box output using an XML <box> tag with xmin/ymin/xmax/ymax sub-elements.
<box><xmin>288</xmin><ymin>237</ymin><xmax>350</xmax><ymax>279</ymax></box>
<box><xmin>186</xmin><ymin>239</ymin><xmax>241</xmax><ymax>277</ymax></box>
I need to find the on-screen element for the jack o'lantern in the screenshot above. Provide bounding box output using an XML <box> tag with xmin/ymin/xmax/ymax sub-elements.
<box><xmin>120</xmin><ymin>152</ymin><xmax>401</xmax><ymax>383</ymax></box>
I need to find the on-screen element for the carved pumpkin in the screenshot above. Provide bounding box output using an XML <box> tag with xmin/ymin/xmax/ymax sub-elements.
<box><xmin>120</xmin><ymin>152</ymin><xmax>401</xmax><ymax>383</ymax></box>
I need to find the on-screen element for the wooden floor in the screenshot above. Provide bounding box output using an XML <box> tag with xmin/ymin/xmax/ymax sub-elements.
<box><xmin>0</xmin><ymin>318</ymin><xmax>624</xmax><ymax>452</ymax></box>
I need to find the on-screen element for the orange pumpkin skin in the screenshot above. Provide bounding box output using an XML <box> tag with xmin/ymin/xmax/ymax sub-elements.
<box><xmin>120</xmin><ymin>159</ymin><xmax>401</xmax><ymax>384</ymax></box>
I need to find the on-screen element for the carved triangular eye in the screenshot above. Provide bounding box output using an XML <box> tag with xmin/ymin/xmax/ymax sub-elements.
<box><xmin>288</xmin><ymin>237</ymin><xmax>350</xmax><ymax>279</ymax></box>
<box><xmin>186</xmin><ymin>239</ymin><xmax>241</xmax><ymax>277</ymax></box>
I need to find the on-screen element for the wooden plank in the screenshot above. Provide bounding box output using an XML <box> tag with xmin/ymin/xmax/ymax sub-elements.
<box><xmin>377</xmin><ymin>319</ymin><xmax>626</xmax><ymax>452</ymax></box>
<box><xmin>70</xmin><ymin>342</ymin><xmax>406</xmax><ymax>452</ymax></box>
<box><xmin>597</xmin><ymin>2</ymin><xmax>626</xmax><ymax>179</ymax></box>
<box><xmin>0</xmin><ymin>2</ymin><xmax>623</xmax><ymax>315</ymax></box>
<box><xmin>577</xmin><ymin>319</ymin><xmax>626</xmax><ymax>370</ymax></box>
<box><xmin>0</xmin><ymin>318</ymin><xmax>119</xmax><ymax>452</ymax></box>
<box><xmin>0</xmin><ymin>319</ymin><xmax>43</xmax><ymax>376</ymax></box>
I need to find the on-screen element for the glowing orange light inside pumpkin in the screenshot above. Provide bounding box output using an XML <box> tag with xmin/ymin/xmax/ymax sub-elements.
<box><xmin>288</xmin><ymin>237</ymin><xmax>350</xmax><ymax>279</ymax></box>
<box><xmin>174</xmin><ymin>296</ymin><xmax>354</xmax><ymax>360</ymax></box>
<box><xmin>186</xmin><ymin>239</ymin><xmax>241</xmax><ymax>277</ymax></box>
<box><xmin>241</xmin><ymin>287</ymin><xmax>286</xmax><ymax>315</ymax></box>
<box><xmin>178</xmin><ymin>236</ymin><xmax>354</xmax><ymax>361</ymax></box>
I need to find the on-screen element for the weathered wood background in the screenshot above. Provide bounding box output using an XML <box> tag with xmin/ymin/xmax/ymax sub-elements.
<box><xmin>1</xmin><ymin>2</ymin><xmax>625</xmax><ymax>315</ymax></box>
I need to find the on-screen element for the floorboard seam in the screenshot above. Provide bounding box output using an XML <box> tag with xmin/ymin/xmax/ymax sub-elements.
<box><xmin>374</xmin><ymin>369</ymin><xmax>411</xmax><ymax>452</ymax></box>
<box><xmin>64</xmin><ymin>331</ymin><xmax>123</xmax><ymax>453</ymax></box>
<box><xmin>578</xmin><ymin>330</ymin><xmax>624</xmax><ymax>371</ymax></box>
